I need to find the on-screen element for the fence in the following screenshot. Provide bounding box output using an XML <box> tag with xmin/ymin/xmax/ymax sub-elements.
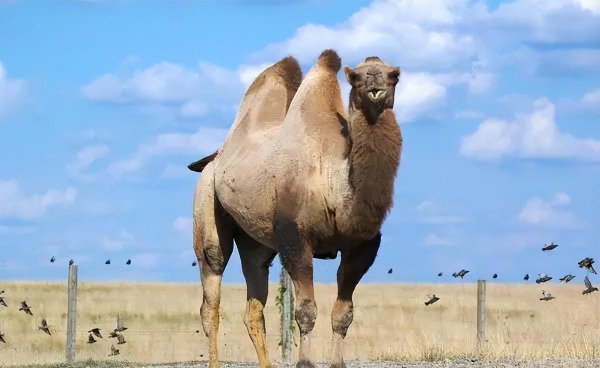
<box><xmin>0</xmin><ymin>267</ymin><xmax>598</xmax><ymax>365</ymax></box>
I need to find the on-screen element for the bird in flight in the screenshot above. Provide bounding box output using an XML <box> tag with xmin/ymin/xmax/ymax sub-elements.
<box><xmin>492</xmin><ymin>273</ymin><xmax>498</xmax><ymax>279</ymax></box>
<box><xmin>19</xmin><ymin>301</ymin><xmax>33</xmax><ymax>315</ymax></box>
<box><xmin>192</xmin><ymin>261</ymin><xmax>197</xmax><ymax>267</ymax></box>
<box><xmin>0</xmin><ymin>296</ymin><xmax>7</xmax><ymax>308</ymax></box>
<box><xmin>39</xmin><ymin>319</ymin><xmax>51</xmax><ymax>335</ymax></box>
<box><xmin>87</xmin><ymin>333</ymin><xmax>96</xmax><ymax>344</ymax></box>
<box><xmin>559</xmin><ymin>274</ymin><xmax>575</xmax><ymax>283</ymax></box>
<box><xmin>424</xmin><ymin>294</ymin><xmax>440</xmax><ymax>306</ymax></box>
<box><xmin>126</xmin><ymin>259</ymin><xmax>131</xmax><ymax>265</ymax></box>
<box><xmin>387</xmin><ymin>268</ymin><xmax>393</xmax><ymax>274</ymax></box>
<box><xmin>539</xmin><ymin>290</ymin><xmax>555</xmax><ymax>301</ymax></box>
<box><xmin>452</xmin><ymin>269</ymin><xmax>469</xmax><ymax>278</ymax></box>
<box><xmin>437</xmin><ymin>272</ymin><xmax>443</xmax><ymax>277</ymax></box>
<box><xmin>523</xmin><ymin>274</ymin><xmax>529</xmax><ymax>281</ymax></box>
<box><xmin>105</xmin><ymin>259</ymin><xmax>111</xmax><ymax>265</ymax></box>
<box><xmin>535</xmin><ymin>273</ymin><xmax>552</xmax><ymax>284</ymax></box>
<box><xmin>50</xmin><ymin>256</ymin><xmax>55</xmax><ymax>263</ymax></box>
<box><xmin>116</xmin><ymin>333</ymin><xmax>126</xmax><ymax>345</ymax></box>
<box><xmin>88</xmin><ymin>328</ymin><xmax>102</xmax><ymax>339</ymax></box>
<box><xmin>69</xmin><ymin>259</ymin><xmax>74</xmax><ymax>266</ymax></box>
<box><xmin>115</xmin><ymin>314</ymin><xmax>128</xmax><ymax>332</ymax></box>
<box><xmin>582</xmin><ymin>276</ymin><xmax>598</xmax><ymax>295</ymax></box>
<box><xmin>108</xmin><ymin>344</ymin><xmax>120</xmax><ymax>356</ymax></box>
<box><xmin>541</xmin><ymin>242</ymin><xmax>558</xmax><ymax>251</ymax></box>
<box><xmin>578</xmin><ymin>257</ymin><xmax>597</xmax><ymax>274</ymax></box>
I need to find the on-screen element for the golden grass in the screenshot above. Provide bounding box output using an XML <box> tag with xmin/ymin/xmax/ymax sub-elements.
<box><xmin>0</xmin><ymin>281</ymin><xmax>598</xmax><ymax>366</ymax></box>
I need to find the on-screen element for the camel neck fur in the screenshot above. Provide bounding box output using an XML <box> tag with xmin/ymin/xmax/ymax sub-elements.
<box><xmin>338</xmin><ymin>106</ymin><xmax>402</xmax><ymax>240</ymax></box>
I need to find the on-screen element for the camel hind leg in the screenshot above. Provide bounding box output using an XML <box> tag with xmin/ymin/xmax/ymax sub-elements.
<box><xmin>330</xmin><ymin>233</ymin><xmax>381</xmax><ymax>368</ymax></box>
<box><xmin>193</xmin><ymin>162</ymin><xmax>234</xmax><ymax>368</ymax></box>
<box><xmin>236</xmin><ymin>231</ymin><xmax>277</xmax><ymax>368</ymax></box>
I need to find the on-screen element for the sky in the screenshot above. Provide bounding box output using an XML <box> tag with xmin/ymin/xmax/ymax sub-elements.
<box><xmin>0</xmin><ymin>0</ymin><xmax>599</xmax><ymax>285</ymax></box>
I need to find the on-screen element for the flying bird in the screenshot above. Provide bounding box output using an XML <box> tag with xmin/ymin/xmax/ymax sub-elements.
<box><xmin>19</xmin><ymin>301</ymin><xmax>33</xmax><ymax>315</ymax></box>
<box><xmin>437</xmin><ymin>272</ymin><xmax>443</xmax><ymax>277</ymax></box>
<box><xmin>387</xmin><ymin>268</ymin><xmax>393</xmax><ymax>274</ymax></box>
<box><xmin>540</xmin><ymin>290</ymin><xmax>555</xmax><ymax>301</ymax></box>
<box><xmin>105</xmin><ymin>259</ymin><xmax>111</xmax><ymax>265</ymax></box>
<box><xmin>0</xmin><ymin>330</ymin><xmax>5</xmax><ymax>343</ymax></box>
<box><xmin>578</xmin><ymin>257</ymin><xmax>597</xmax><ymax>274</ymax></box>
<box><xmin>69</xmin><ymin>259</ymin><xmax>74</xmax><ymax>266</ymax></box>
<box><xmin>542</xmin><ymin>242</ymin><xmax>558</xmax><ymax>251</ymax></box>
<box><xmin>108</xmin><ymin>344</ymin><xmax>120</xmax><ymax>356</ymax></box>
<box><xmin>39</xmin><ymin>319</ymin><xmax>51</xmax><ymax>335</ymax></box>
<box><xmin>524</xmin><ymin>274</ymin><xmax>529</xmax><ymax>281</ymax></box>
<box><xmin>116</xmin><ymin>333</ymin><xmax>126</xmax><ymax>345</ymax></box>
<box><xmin>452</xmin><ymin>269</ymin><xmax>469</xmax><ymax>278</ymax></box>
<box><xmin>87</xmin><ymin>333</ymin><xmax>96</xmax><ymax>344</ymax></box>
<box><xmin>50</xmin><ymin>256</ymin><xmax>55</xmax><ymax>263</ymax></box>
<box><xmin>492</xmin><ymin>273</ymin><xmax>498</xmax><ymax>279</ymax></box>
<box><xmin>559</xmin><ymin>274</ymin><xmax>576</xmax><ymax>283</ymax></box>
<box><xmin>88</xmin><ymin>328</ymin><xmax>102</xmax><ymax>338</ymax></box>
<box><xmin>0</xmin><ymin>297</ymin><xmax>7</xmax><ymax>307</ymax></box>
<box><xmin>108</xmin><ymin>330</ymin><xmax>118</xmax><ymax>338</ymax></box>
<box><xmin>115</xmin><ymin>314</ymin><xmax>128</xmax><ymax>332</ymax></box>
<box><xmin>535</xmin><ymin>273</ymin><xmax>552</xmax><ymax>284</ymax></box>
<box><xmin>192</xmin><ymin>261</ymin><xmax>197</xmax><ymax>267</ymax></box>
<box><xmin>424</xmin><ymin>294</ymin><xmax>440</xmax><ymax>306</ymax></box>
<box><xmin>582</xmin><ymin>276</ymin><xmax>598</xmax><ymax>295</ymax></box>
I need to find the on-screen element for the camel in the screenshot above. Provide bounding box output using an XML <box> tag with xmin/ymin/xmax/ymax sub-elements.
<box><xmin>192</xmin><ymin>50</ymin><xmax>402</xmax><ymax>368</ymax></box>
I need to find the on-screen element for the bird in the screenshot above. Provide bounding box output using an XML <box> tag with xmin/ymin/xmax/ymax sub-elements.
<box><xmin>424</xmin><ymin>294</ymin><xmax>440</xmax><ymax>306</ymax></box>
<box><xmin>524</xmin><ymin>274</ymin><xmax>529</xmax><ymax>281</ymax></box>
<box><xmin>69</xmin><ymin>259</ymin><xmax>74</xmax><ymax>266</ymax></box>
<box><xmin>19</xmin><ymin>301</ymin><xmax>33</xmax><ymax>315</ymax></box>
<box><xmin>578</xmin><ymin>257</ymin><xmax>597</xmax><ymax>274</ymax></box>
<box><xmin>126</xmin><ymin>259</ymin><xmax>131</xmax><ymax>265</ymax></box>
<box><xmin>87</xmin><ymin>333</ymin><xmax>96</xmax><ymax>344</ymax></box>
<box><xmin>105</xmin><ymin>259</ymin><xmax>111</xmax><ymax>265</ymax></box>
<box><xmin>541</xmin><ymin>242</ymin><xmax>558</xmax><ymax>251</ymax></box>
<box><xmin>582</xmin><ymin>275</ymin><xmax>598</xmax><ymax>295</ymax></box>
<box><xmin>88</xmin><ymin>328</ymin><xmax>102</xmax><ymax>338</ymax></box>
<box><xmin>387</xmin><ymin>268</ymin><xmax>393</xmax><ymax>274</ymax></box>
<box><xmin>535</xmin><ymin>273</ymin><xmax>552</xmax><ymax>284</ymax></box>
<box><xmin>50</xmin><ymin>256</ymin><xmax>55</xmax><ymax>263</ymax></box>
<box><xmin>116</xmin><ymin>332</ymin><xmax>126</xmax><ymax>345</ymax></box>
<box><xmin>540</xmin><ymin>290</ymin><xmax>555</xmax><ymax>301</ymax></box>
<box><xmin>0</xmin><ymin>330</ymin><xmax>5</xmax><ymax>343</ymax></box>
<box><xmin>108</xmin><ymin>330</ymin><xmax>118</xmax><ymax>338</ymax></box>
<box><xmin>437</xmin><ymin>272</ymin><xmax>443</xmax><ymax>277</ymax></box>
<box><xmin>492</xmin><ymin>273</ymin><xmax>498</xmax><ymax>279</ymax></box>
<box><xmin>108</xmin><ymin>344</ymin><xmax>120</xmax><ymax>357</ymax></box>
<box><xmin>115</xmin><ymin>314</ymin><xmax>128</xmax><ymax>332</ymax></box>
<box><xmin>559</xmin><ymin>274</ymin><xmax>576</xmax><ymax>283</ymax></box>
<box><xmin>39</xmin><ymin>319</ymin><xmax>51</xmax><ymax>335</ymax></box>
<box><xmin>0</xmin><ymin>297</ymin><xmax>7</xmax><ymax>307</ymax></box>
<box><xmin>192</xmin><ymin>261</ymin><xmax>197</xmax><ymax>267</ymax></box>
<box><xmin>452</xmin><ymin>269</ymin><xmax>469</xmax><ymax>278</ymax></box>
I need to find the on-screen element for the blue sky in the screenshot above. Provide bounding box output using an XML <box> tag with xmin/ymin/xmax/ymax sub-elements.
<box><xmin>0</xmin><ymin>0</ymin><xmax>598</xmax><ymax>285</ymax></box>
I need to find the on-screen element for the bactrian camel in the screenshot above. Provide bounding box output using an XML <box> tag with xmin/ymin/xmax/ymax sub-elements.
<box><xmin>191</xmin><ymin>49</ymin><xmax>402</xmax><ymax>368</ymax></box>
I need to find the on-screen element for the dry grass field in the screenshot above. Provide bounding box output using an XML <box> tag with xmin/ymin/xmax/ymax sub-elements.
<box><xmin>0</xmin><ymin>281</ymin><xmax>598</xmax><ymax>366</ymax></box>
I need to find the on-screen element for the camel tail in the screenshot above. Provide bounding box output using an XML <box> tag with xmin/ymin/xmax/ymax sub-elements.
<box><xmin>188</xmin><ymin>151</ymin><xmax>218</xmax><ymax>172</ymax></box>
<box><xmin>317</xmin><ymin>49</ymin><xmax>341</xmax><ymax>73</ymax></box>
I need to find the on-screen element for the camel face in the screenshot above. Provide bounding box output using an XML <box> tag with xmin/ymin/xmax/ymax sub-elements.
<box><xmin>344</xmin><ymin>57</ymin><xmax>400</xmax><ymax>124</ymax></box>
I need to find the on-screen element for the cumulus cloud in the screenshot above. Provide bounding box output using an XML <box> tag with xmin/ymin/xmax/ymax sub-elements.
<box><xmin>518</xmin><ymin>192</ymin><xmax>584</xmax><ymax>229</ymax></box>
<box><xmin>0</xmin><ymin>180</ymin><xmax>77</xmax><ymax>220</ymax></box>
<box><xmin>460</xmin><ymin>98</ymin><xmax>600</xmax><ymax>162</ymax></box>
<box><xmin>108</xmin><ymin>127</ymin><xmax>227</xmax><ymax>177</ymax></box>
<box><xmin>0</xmin><ymin>61</ymin><xmax>27</xmax><ymax>117</ymax></box>
<box><xmin>416</xmin><ymin>201</ymin><xmax>466</xmax><ymax>224</ymax></box>
<box><xmin>67</xmin><ymin>144</ymin><xmax>110</xmax><ymax>179</ymax></box>
<box><xmin>173</xmin><ymin>216</ymin><xmax>192</xmax><ymax>236</ymax></box>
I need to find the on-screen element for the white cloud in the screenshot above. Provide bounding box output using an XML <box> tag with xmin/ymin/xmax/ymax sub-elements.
<box><xmin>0</xmin><ymin>180</ymin><xmax>76</xmax><ymax>220</ymax></box>
<box><xmin>518</xmin><ymin>192</ymin><xmax>584</xmax><ymax>229</ymax></box>
<box><xmin>107</xmin><ymin>127</ymin><xmax>227</xmax><ymax>178</ymax></box>
<box><xmin>132</xmin><ymin>252</ymin><xmax>159</xmax><ymax>269</ymax></box>
<box><xmin>100</xmin><ymin>230</ymin><xmax>134</xmax><ymax>251</ymax></box>
<box><xmin>173</xmin><ymin>216</ymin><xmax>192</xmax><ymax>236</ymax></box>
<box><xmin>0</xmin><ymin>61</ymin><xmax>27</xmax><ymax>117</ymax></box>
<box><xmin>416</xmin><ymin>201</ymin><xmax>466</xmax><ymax>224</ymax></box>
<box><xmin>424</xmin><ymin>232</ymin><xmax>458</xmax><ymax>246</ymax></box>
<box><xmin>582</xmin><ymin>89</ymin><xmax>600</xmax><ymax>108</ymax></box>
<box><xmin>460</xmin><ymin>98</ymin><xmax>600</xmax><ymax>162</ymax></box>
<box><xmin>67</xmin><ymin>144</ymin><xmax>110</xmax><ymax>178</ymax></box>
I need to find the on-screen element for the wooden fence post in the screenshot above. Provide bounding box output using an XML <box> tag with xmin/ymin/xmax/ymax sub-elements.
<box><xmin>280</xmin><ymin>268</ymin><xmax>294</xmax><ymax>363</ymax></box>
<box><xmin>66</xmin><ymin>264</ymin><xmax>78</xmax><ymax>363</ymax></box>
<box><xmin>476</xmin><ymin>279</ymin><xmax>486</xmax><ymax>352</ymax></box>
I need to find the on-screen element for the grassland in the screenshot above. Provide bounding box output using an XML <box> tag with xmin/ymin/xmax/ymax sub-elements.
<box><xmin>0</xmin><ymin>281</ymin><xmax>598</xmax><ymax>366</ymax></box>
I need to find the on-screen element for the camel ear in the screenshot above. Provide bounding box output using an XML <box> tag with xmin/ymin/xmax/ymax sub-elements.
<box><xmin>388</xmin><ymin>67</ymin><xmax>400</xmax><ymax>79</ymax></box>
<box><xmin>343</xmin><ymin>66</ymin><xmax>357</xmax><ymax>85</ymax></box>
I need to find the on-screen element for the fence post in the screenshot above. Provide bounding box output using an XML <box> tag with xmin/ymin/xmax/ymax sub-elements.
<box><xmin>66</xmin><ymin>264</ymin><xmax>78</xmax><ymax>363</ymax></box>
<box><xmin>476</xmin><ymin>279</ymin><xmax>486</xmax><ymax>352</ymax></box>
<box><xmin>280</xmin><ymin>268</ymin><xmax>294</xmax><ymax>363</ymax></box>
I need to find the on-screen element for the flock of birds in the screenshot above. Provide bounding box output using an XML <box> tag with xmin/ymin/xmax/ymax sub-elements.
<box><xmin>51</xmin><ymin>256</ymin><xmax>133</xmax><ymax>266</ymax></box>
<box><xmin>418</xmin><ymin>242</ymin><xmax>598</xmax><ymax>306</ymax></box>
<box><xmin>0</xmin><ymin>289</ymin><xmax>128</xmax><ymax>357</ymax></box>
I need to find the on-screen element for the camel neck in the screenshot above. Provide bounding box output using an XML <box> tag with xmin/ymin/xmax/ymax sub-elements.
<box><xmin>339</xmin><ymin>107</ymin><xmax>402</xmax><ymax>240</ymax></box>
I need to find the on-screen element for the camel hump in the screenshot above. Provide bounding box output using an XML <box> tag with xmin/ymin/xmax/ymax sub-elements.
<box><xmin>272</xmin><ymin>56</ymin><xmax>302</xmax><ymax>95</ymax></box>
<box><xmin>317</xmin><ymin>49</ymin><xmax>341</xmax><ymax>73</ymax></box>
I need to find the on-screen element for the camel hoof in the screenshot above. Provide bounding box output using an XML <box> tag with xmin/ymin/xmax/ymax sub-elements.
<box><xmin>296</xmin><ymin>360</ymin><xmax>316</xmax><ymax>368</ymax></box>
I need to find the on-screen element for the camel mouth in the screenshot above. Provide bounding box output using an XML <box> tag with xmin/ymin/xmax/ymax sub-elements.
<box><xmin>367</xmin><ymin>89</ymin><xmax>387</xmax><ymax>102</ymax></box>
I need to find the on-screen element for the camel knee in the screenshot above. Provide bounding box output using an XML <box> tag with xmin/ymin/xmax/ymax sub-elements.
<box><xmin>295</xmin><ymin>299</ymin><xmax>317</xmax><ymax>335</ymax></box>
<box><xmin>200</xmin><ymin>301</ymin><xmax>216</xmax><ymax>337</ymax></box>
<box><xmin>331</xmin><ymin>300</ymin><xmax>354</xmax><ymax>338</ymax></box>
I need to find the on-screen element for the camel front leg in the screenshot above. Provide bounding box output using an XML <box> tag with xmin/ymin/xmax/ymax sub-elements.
<box><xmin>330</xmin><ymin>233</ymin><xmax>381</xmax><ymax>368</ymax></box>
<box><xmin>276</xmin><ymin>218</ymin><xmax>317</xmax><ymax>368</ymax></box>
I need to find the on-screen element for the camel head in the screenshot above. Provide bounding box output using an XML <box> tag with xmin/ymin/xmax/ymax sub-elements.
<box><xmin>344</xmin><ymin>56</ymin><xmax>400</xmax><ymax>124</ymax></box>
